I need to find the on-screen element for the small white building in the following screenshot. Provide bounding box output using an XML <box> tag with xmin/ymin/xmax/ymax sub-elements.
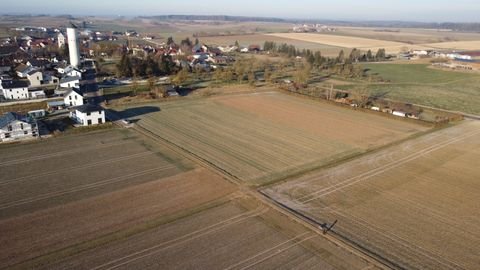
<box><xmin>1</xmin><ymin>81</ymin><xmax>29</xmax><ymax>100</ymax></box>
<box><xmin>64</xmin><ymin>88</ymin><xmax>84</xmax><ymax>107</ymax></box>
<box><xmin>70</xmin><ymin>104</ymin><xmax>105</xmax><ymax>126</ymax></box>
<box><xmin>26</xmin><ymin>70</ymin><xmax>43</xmax><ymax>87</ymax></box>
<box><xmin>28</xmin><ymin>88</ymin><xmax>46</xmax><ymax>99</ymax></box>
<box><xmin>67</xmin><ymin>68</ymin><xmax>82</xmax><ymax>78</ymax></box>
<box><xmin>392</xmin><ymin>111</ymin><xmax>407</xmax><ymax>118</ymax></box>
<box><xmin>0</xmin><ymin>112</ymin><xmax>38</xmax><ymax>142</ymax></box>
<box><xmin>56</xmin><ymin>65</ymin><xmax>74</xmax><ymax>75</ymax></box>
<box><xmin>60</xmin><ymin>76</ymin><xmax>80</xmax><ymax>89</ymax></box>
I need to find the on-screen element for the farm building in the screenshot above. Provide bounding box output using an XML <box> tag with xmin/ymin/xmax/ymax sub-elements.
<box><xmin>70</xmin><ymin>104</ymin><xmax>105</xmax><ymax>126</ymax></box>
<box><xmin>0</xmin><ymin>112</ymin><xmax>38</xmax><ymax>142</ymax></box>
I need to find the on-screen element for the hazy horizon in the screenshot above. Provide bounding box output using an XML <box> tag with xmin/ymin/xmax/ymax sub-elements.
<box><xmin>2</xmin><ymin>0</ymin><xmax>480</xmax><ymax>23</ymax></box>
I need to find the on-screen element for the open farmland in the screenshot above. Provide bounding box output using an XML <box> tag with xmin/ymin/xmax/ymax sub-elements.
<box><xmin>422</xmin><ymin>40</ymin><xmax>480</xmax><ymax>50</ymax></box>
<box><xmin>267</xmin><ymin>33</ymin><xmax>433</xmax><ymax>54</ymax></box>
<box><xmin>327</xmin><ymin>27</ymin><xmax>480</xmax><ymax>44</ymax></box>
<box><xmin>0</xmin><ymin>129</ymin><xmax>377</xmax><ymax>270</ymax></box>
<box><xmin>0</xmin><ymin>128</ymin><xmax>238</xmax><ymax>268</ymax></box>
<box><xmin>201</xmin><ymin>34</ymin><xmax>345</xmax><ymax>56</ymax></box>
<box><xmin>264</xmin><ymin>120</ymin><xmax>480</xmax><ymax>270</ymax></box>
<box><xmin>339</xmin><ymin>63</ymin><xmax>480</xmax><ymax>114</ymax></box>
<box><xmin>117</xmin><ymin>92</ymin><xmax>429</xmax><ymax>185</ymax></box>
<box><xmin>36</xmin><ymin>197</ymin><xmax>377</xmax><ymax>270</ymax></box>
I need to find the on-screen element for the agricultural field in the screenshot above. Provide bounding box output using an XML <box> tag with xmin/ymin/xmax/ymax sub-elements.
<box><xmin>422</xmin><ymin>40</ymin><xmax>480</xmax><ymax>50</ymax></box>
<box><xmin>201</xmin><ymin>34</ymin><xmax>345</xmax><ymax>56</ymax></box>
<box><xmin>337</xmin><ymin>63</ymin><xmax>480</xmax><ymax>115</ymax></box>
<box><xmin>0</xmin><ymin>128</ymin><xmax>237</xmax><ymax>268</ymax></box>
<box><xmin>264</xmin><ymin>120</ymin><xmax>480</xmax><ymax>270</ymax></box>
<box><xmin>0</xmin><ymin>128</ymin><xmax>377</xmax><ymax>270</ymax></box>
<box><xmin>328</xmin><ymin>26</ymin><xmax>480</xmax><ymax>44</ymax></box>
<box><xmin>267</xmin><ymin>33</ymin><xmax>432</xmax><ymax>54</ymax></box>
<box><xmin>37</xmin><ymin>197</ymin><xmax>376</xmax><ymax>270</ymax></box>
<box><xmin>115</xmin><ymin>91</ymin><xmax>429</xmax><ymax>185</ymax></box>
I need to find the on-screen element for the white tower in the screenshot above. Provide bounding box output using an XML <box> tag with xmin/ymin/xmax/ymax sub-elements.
<box><xmin>67</xmin><ymin>24</ymin><xmax>80</xmax><ymax>68</ymax></box>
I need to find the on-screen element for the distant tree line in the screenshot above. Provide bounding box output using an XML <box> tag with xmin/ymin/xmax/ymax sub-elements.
<box><xmin>263</xmin><ymin>41</ymin><xmax>387</xmax><ymax>78</ymax></box>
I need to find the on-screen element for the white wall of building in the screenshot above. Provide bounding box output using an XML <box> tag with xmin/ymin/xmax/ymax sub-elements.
<box><xmin>0</xmin><ymin>120</ymin><xmax>37</xmax><ymax>142</ymax></box>
<box><xmin>27</xmin><ymin>71</ymin><xmax>43</xmax><ymax>87</ymax></box>
<box><xmin>2</xmin><ymin>87</ymin><xmax>29</xmax><ymax>99</ymax></box>
<box><xmin>64</xmin><ymin>91</ymin><xmax>84</xmax><ymax>107</ymax></box>
<box><xmin>70</xmin><ymin>109</ymin><xmax>105</xmax><ymax>126</ymax></box>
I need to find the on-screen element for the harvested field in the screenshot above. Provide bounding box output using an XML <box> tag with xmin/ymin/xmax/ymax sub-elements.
<box><xmin>264</xmin><ymin>120</ymin><xmax>480</xmax><ymax>270</ymax></box>
<box><xmin>36</xmin><ymin>198</ymin><xmax>376</xmax><ymax>270</ymax></box>
<box><xmin>422</xmin><ymin>40</ymin><xmax>480</xmax><ymax>50</ymax></box>
<box><xmin>267</xmin><ymin>33</ymin><xmax>433</xmax><ymax>54</ymax></box>
<box><xmin>201</xmin><ymin>34</ymin><xmax>345</xmax><ymax>56</ymax></box>
<box><xmin>0</xmin><ymin>129</ymin><xmax>237</xmax><ymax>269</ymax></box>
<box><xmin>118</xmin><ymin>92</ymin><xmax>428</xmax><ymax>185</ymax></box>
<box><xmin>0</xmin><ymin>129</ymin><xmax>192</xmax><ymax>219</ymax></box>
<box><xmin>331</xmin><ymin>27</ymin><xmax>480</xmax><ymax>44</ymax></box>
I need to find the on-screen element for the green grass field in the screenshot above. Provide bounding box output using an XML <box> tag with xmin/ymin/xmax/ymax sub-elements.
<box><xmin>338</xmin><ymin>63</ymin><xmax>480</xmax><ymax>115</ymax></box>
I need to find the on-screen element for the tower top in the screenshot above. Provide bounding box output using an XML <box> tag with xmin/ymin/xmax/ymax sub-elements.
<box><xmin>69</xmin><ymin>22</ymin><xmax>78</xmax><ymax>29</ymax></box>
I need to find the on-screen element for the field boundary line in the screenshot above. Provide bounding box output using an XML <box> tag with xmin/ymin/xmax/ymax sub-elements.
<box><xmin>299</xmin><ymin>128</ymin><xmax>480</xmax><ymax>203</ymax></box>
<box><xmin>223</xmin><ymin>232</ymin><xmax>312</xmax><ymax>270</ymax></box>
<box><xmin>237</xmin><ymin>235</ymin><xmax>319</xmax><ymax>270</ymax></box>
<box><xmin>92</xmin><ymin>206</ymin><xmax>269</xmax><ymax>270</ymax></box>
<box><xmin>259</xmin><ymin>190</ymin><xmax>404</xmax><ymax>270</ymax></box>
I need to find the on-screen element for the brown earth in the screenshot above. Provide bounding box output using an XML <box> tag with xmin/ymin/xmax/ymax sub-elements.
<box><xmin>265</xmin><ymin>120</ymin><xmax>480</xmax><ymax>270</ymax></box>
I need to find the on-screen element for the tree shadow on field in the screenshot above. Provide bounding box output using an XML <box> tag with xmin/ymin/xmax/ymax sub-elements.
<box><xmin>106</xmin><ymin>106</ymin><xmax>161</xmax><ymax>122</ymax></box>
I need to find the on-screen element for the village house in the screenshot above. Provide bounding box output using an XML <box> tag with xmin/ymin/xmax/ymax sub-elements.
<box><xmin>59</xmin><ymin>76</ymin><xmax>81</xmax><ymax>89</ymax></box>
<box><xmin>1</xmin><ymin>80</ymin><xmax>29</xmax><ymax>99</ymax></box>
<box><xmin>15</xmin><ymin>64</ymin><xmax>34</xmax><ymax>78</ymax></box>
<box><xmin>26</xmin><ymin>69</ymin><xmax>43</xmax><ymax>87</ymax></box>
<box><xmin>64</xmin><ymin>88</ymin><xmax>85</xmax><ymax>107</ymax></box>
<box><xmin>0</xmin><ymin>112</ymin><xmax>38</xmax><ymax>142</ymax></box>
<box><xmin>70</xmin><ymin>104</ymin><xmax>105</xmax><ymax>126</ymax></box>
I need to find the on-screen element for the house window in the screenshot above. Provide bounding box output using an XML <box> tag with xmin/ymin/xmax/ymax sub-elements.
<box><xmin>87</xmin><ymin>112</ymin><xmax>91</xmax><ymax>116</ymax></box>
<box><xmin>8</xmin><ymin>125</ymin><xmax>12</xmax><ymax>131</ymax></box>
<box><xmin>5</xmin><ymin>133</ymin><xmax>10</xmax><ymax>138</ymax></box>
<box><xmin>69</xmin><ymin>96</ymin><xmax>72</xmax><ymax>100</ymax></box>
<box><xmin>98</xmin><ymin>118</ymin><xmax>103</xmax><ymax>124</ymax></box>
<box><xmin>24</xmin><ymin>131</ymin><xmax>28</xmax><ymax>135</ymax></box>
<box><xmin>20</xmin><ymin>123</ymin><xmax>24</xmax><ymax>130</ymax></box>
<box><xmin>87</xmin><ymin>119</ymin><xmax>92</xmax><ymax>126</ymax></box>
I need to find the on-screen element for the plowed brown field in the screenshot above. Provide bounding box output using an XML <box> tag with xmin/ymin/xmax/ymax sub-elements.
<box><xmin>265</xmin><ymin>120</ymin><xmax>480</xmax><ymax>270</ymax></box>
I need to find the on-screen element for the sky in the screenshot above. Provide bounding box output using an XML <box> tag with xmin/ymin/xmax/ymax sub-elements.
<box><xmin>2</xmin><ymin>0</ymin><xmax>480</xmax><ymax>22</ymax></box>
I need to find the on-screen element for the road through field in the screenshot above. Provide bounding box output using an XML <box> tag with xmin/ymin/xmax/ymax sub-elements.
<box><xmin>265</xmin><ymin>120</ymin><xmax>480</xmax><ymax>270</ymax></box>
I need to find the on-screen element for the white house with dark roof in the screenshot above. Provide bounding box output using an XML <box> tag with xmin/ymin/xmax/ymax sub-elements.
<box><xmin>1</xmin><ymin>80</ymin><xmax>29</xmax><ymax>99</ymax></box>
<box><xmin>67</xmin><ymin>68</ymin><xmax>82</xmax><ymax>78</ymax></box>
<box><xmin>26</xmin><ymin>70</ymin><xmax>43</xmax><ymax>87</ymax></box>
<box><xmin>70</xmin><ymin>104</ymin><xmax>105</xmax><ymax>126</ymax></box>
<box><xmin>0</xmin><ymin>112</ymin><xmax>38</xmax><ymax>142</ymax></box>
<box><xmin>15</xmin><ymin>64</ymin><xmax>34</xmax><ymax>78</ymax></box>
<box><xmin>64</xmin><ymin>88</ymin><xmax>84</xmax><ymax>107</ymax></box>
<box><xmin>60</xmin><ymin>76</ymin><xmax>80</xmax><ymax>89</ymax></box>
